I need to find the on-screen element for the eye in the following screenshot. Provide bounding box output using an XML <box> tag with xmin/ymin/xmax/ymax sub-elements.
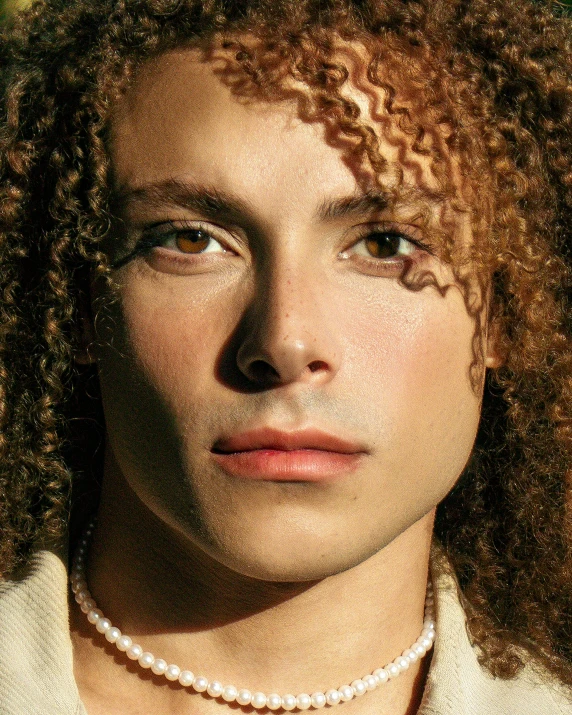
<box><xmin>112</xmin><ymin>222</ymin><xmax>235</xmax><ymax>270</ymax></box>
<box><xmin>350</xmin><ymin>230</ymin><xmax>416</xmax><ymax>260</ymax></box>
<box><xmin>161</xmin><ymin>227</ymin><xmax>227</xmax><ymax>254</ymax></box>
<box><xmin>337</xmin><ymin>225</ymin><xmax>433</xmax><ymax>277</ymax></box>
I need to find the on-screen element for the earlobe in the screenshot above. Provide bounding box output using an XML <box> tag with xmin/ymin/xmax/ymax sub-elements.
<box><xmin>484</xmin><ymin>319</ymin><xmax>505</xmax><ymax>369</ymax></box>
<box><xmin>484</xmin><ymin>351</ymin><xmax>503</xmax><ymax>369</ymax></box>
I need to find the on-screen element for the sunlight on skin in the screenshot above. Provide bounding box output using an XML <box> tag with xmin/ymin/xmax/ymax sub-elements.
<box><xmin>71</xmin><ymin>48</ymin><xmax>499</xmax><ymax>715</ymax></box>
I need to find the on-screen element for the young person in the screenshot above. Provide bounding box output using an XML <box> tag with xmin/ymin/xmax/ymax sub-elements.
<box><xmin>0</xmin><ymin>0</ymin><xmax>571</xmax><ymax>713</ymax></box>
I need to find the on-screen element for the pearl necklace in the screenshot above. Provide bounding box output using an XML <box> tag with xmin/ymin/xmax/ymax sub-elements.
<box><xmin>71</xmin><ymin>520</ymin><xmax>436</xmax><ymax>711</ymax></box>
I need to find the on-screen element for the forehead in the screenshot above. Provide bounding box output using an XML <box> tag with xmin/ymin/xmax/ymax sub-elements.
<box><xmin>111</xmin><ymin>50</ymin><xmax>351</xmax><ymax>202</ymax></box>
<box><xmin>110</xmin><ymin>46</ymin><xmax>466</xmax><ymax>220</ymax></box>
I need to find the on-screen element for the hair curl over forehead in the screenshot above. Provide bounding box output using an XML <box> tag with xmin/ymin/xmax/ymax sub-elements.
<box><xmin>0</xmin><ymin>0</ymin><xmax>571</xmax><ymax>687</ymax></box>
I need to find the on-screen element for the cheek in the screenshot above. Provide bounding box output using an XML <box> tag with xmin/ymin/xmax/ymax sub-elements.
<box><xmin>94</xmin><ymin>274</ymin><xmax>240</xmax><ymax>477</ymax></box>
<box><xmin>342</xmin><ymin>283</ymin><xmax>476</xmax><ymax>391</ymax></box>
<box><xmin>116</xmin><ymin>275</ymin><xmax>236</xmax><ymax>395</ymax></box>
<box><xmin>339</xmin><ymin>283</ymin><xmax>481</xmax><ymax>473</ymax></box>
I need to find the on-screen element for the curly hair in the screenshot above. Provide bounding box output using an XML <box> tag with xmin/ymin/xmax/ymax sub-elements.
<box><xmin>0</xmin><ymin>0</ymin><xmax>571</xmax><ymax>689</ymax></box>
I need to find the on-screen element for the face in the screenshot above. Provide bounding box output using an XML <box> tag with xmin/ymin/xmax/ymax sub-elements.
<box><xmin>95</xmin><ymin>47</ymin><xmax>487</xmax><ymax>581</ymax></box>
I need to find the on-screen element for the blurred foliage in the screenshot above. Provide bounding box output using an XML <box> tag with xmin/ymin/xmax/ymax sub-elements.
<box><xmin>1</xmin><ymin>0</ymin><xmax>30</xmax><ymax>16</ymax></box>
<box><xmin>557</xmin><ymin>0</ymin><xmax>572</xmax><ymax>15</ymax></box>
<box><xmin>0</xmin><ymin>0</ymin><xmax>31</xmax><ymax>22</ymax></box>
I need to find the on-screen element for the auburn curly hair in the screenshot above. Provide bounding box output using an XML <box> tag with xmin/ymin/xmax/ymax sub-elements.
<box><xmin>0</xmin><ymin>0</ymin><xmax>571</xmax><ymax>689</ymax></box>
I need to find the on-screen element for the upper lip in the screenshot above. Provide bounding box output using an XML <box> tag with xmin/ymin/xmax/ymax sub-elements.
<box><xmin>213</xmin><ymin>427</ymin><xmax>366</xmax><ymax>454</ymax></box>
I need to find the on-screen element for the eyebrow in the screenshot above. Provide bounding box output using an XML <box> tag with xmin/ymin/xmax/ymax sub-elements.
<box><xmin>114</xmin><ymin>178</ymin><xmax>394</xmax><ymax>225</ymax></box>
<box><xmin>317</xmin><ymin>190</ymin><xmax>390</xmax><ymax>220</ymax></box>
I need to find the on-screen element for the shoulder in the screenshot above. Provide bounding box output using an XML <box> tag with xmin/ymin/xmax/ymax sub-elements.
<box><xmin>0</xmin><ymin>549</ymin><xmax>85</xmax><ymax>715</ymax></box>
<box><xmin>419</xmin><ymin>548</ymin><xmax>572</xmax><ymax>715</ymax></box>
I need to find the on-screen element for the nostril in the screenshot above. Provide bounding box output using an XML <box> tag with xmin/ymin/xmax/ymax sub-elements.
<box><xmin>248</xmin><ymin>360</ymin><xmax>280</xmax><ymax>384</ymax></box>
<box><xmin>308</xmin><ymin>360</ymin><xmax>328</xmax><ymax>373</ymax></box>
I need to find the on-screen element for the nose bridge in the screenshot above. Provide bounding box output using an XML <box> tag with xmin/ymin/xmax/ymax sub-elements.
<box><xmin>263</xmin><ymin>250</ymin><xmax>313</xmax><ymax>337</ymax></box>
<box><xmin>236</xmin><ymin>240</ymin><xmax>340</xmax><ymax>385</ymax></box>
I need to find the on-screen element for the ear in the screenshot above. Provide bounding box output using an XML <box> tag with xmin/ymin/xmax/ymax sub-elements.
<box><xmin>484</xmin><ymin>318</ymin><xmax>505</xmax><ymax>369</ymax></box>
<box><xmin>73</xmin><ymin>293</ymin><xmax>97</xmax><ymax>365</ymax></box>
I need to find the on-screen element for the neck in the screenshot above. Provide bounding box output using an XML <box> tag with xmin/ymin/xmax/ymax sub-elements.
<box><xmin>71</xmin><ymin>465</ymin><xmax>435</xmax><ymax>715</ymax></box>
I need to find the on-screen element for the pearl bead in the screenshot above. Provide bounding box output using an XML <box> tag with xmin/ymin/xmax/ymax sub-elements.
<box><xmin>281</xmin><ymin>694</ymin><xmax>297</xmax><ymax>710</ymax></box>
<box><xmin>311</xmin><ymin>692</ymin><xmax>326</xmax><ymax>708</ymax></box>
<box><xmin>126</xmin><ymin>644</ymin><xmax>143</xmax><ymax>661</ymax></box>
<box><xmin>420</xmin><ymin>636</ymin><xmax>433</xmax><ymax>650</ymax></box>
<box><xmin>116</xmin><ymin>635</ymin><xmax>132</xmax><ymax>652</ymax></box>
<box><xmin>151</xmin><ymin>658</ymin><xmax>167</xmax><ymax>676</ymax></box>
<box><xmin>403</xmin><ymin>648</ymin><xmax>418</xmax><ymax>664</ymax></box>
<box><xmin>193</xmin><ymin>676</ymin><xmax>208</xmax><ymax>692</ymax></box>
<box><xmin>87</xmin><ymin>609</ymin><xmax>102</xmax><ymax>624</ymax></box>
<box><xmin>351</xmin><ymin>679</ymin><xmax>367</xmax><ymax>696</ymax></box>
<box><xmin>395</xmin><ymin>656</ymin><xmax>410</xmax><ymax>671</ymax></box>
<box><xmin>207</xmin><ymin>681</ymin><xmax>223</xmax><ymax>698</ymax></box>
<box><xmin>373</xmin><ymin>668</ymin><xmax>389</xmax><ymax>684</ymax></box>
<box><xmin>339</xmin><ymin>685</ymin><xmax>354</xmax><ymax>702</ymax></box>
<box><xmin>251</xmin><ymin>692</ymin><xmax>267</xmax><ymax>709</ymax></box>
<box><xmin>222</xmin><ymin>685</ymin><xmax>238</xmax><ymax>702</ymax></box>
<box><xmin>387</xmin><ymin>663</ymin><xmax>400</xmax><ymax>679</ymax></box>
<box><xmin>80</xmin><ymin>599</ymin><xmax>96</xmax><ymax>614</ymax></box>
<box><xmin>138</xmin><ymin>652</ymin><xmax>154</xmax><ymax>669</ymax></box>
<box><xmin>326</xmin><ymin>689</ymin><xmax>341</xmax><ymax>705</ymax></box>
<box><xmin>105</xmin><ymin>627</ymin><xmax>121</xmax><ymax>643</ymax></box>
<box><xmin>266</xmin><ymin>693</ymin><xmax>282</xmax><ymax>710</ymax></box>
<box><xmin>178</xmin><ymin>670</ymin><xmax>195</xmax><ymax>687</ymax></box>
<box><xmin>75</xmin><ymin>589</ymin><xmax>89</xmax><ymax>603</ymax></box>
<box><xmin>296</xmin><ymin>693</ymin><xmax>312</xmax><ymax>710</ymax></box>
<box><xmin>165</xmin><ymin>665</ymin><xmax>181</xmax><ymax>681</ymax></box>
<box><xmin>414</xmin><ymin>643</ymin><xmax>427</xmax><ymax>657</ymax></box>
<box><xmin>95</xmin><ymin>617</ymin><xmax>111</xmax><ymax>634</ymax></box>
<box><xmin>236</xmin><ymin>689</ymin><xmax>252</xmax><ymax>706</ymax></box>
<box><xmin>363</xmin><ymin>674</ymin><xmax>377</xmax><ymax>690</ymax></box>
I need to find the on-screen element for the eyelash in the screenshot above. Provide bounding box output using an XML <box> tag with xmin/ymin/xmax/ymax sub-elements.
<box><xmin>342</xmin><ymin>225</ymin><xmax>432</xmax><ymax>267</ymax></box>
<box><xmin>113</xmin><ymin>221</ymin><xmax>432</xmax><ymax>270</ymax></box>
<box><xmin>112</xmin><ymin>221</ymin><xmax>231</xmax><ymax>268</ymax></box>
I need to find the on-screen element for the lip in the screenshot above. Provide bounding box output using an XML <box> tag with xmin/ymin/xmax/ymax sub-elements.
<box><xmin>211</xmin><ymin>427</ymin><xmax>367</xmax><ymax>482</ymax></box>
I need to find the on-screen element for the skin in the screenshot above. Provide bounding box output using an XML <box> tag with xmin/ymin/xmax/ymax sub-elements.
<box><xmin>71</xmin><ymin>48</ymin><xmax>498</xmax><ymax>715</ymax></box>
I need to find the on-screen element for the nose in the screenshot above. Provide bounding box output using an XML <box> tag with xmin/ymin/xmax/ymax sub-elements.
<box><xmin>236</xmin><ymin>259</ymin><xmax>341</xmax><ymax>388</ymax></box>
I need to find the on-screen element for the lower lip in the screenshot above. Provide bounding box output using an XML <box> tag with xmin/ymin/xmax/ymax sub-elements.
<box><xmin>212</xmin><ymin>449</ymin><xmax>363</xmax><ymax>482</ymax></box>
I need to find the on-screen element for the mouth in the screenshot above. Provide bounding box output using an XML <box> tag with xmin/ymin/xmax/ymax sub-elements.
<box><xmin>211</xmin><ymin>427</ymin><xmax>367</xmax><ymax>482</ymax></box>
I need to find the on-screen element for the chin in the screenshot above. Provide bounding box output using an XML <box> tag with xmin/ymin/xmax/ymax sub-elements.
<box><xmin>182</xmin><ymin>514</ymin><xmax>396</xmax><ymax>583</ymax></box>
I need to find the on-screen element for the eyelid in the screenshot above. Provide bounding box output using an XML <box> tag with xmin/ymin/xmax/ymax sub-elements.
<box><xmin>344</xmin><ymin>221</ymin><xmax>434</xmax><ymax>255</ymax></box>
<box><xmin>144</xmin><ymin>219</ymin><xmax>237</xmax><ymax>245</ymax></box>
<box><xmin>113</xmin><ymin>219</ymin><xmax>240</xmax><ymax>268</ymax></box>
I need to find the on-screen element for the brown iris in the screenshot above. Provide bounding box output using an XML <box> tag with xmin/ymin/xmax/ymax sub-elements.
<box><xmin>175</xmin><ymin>230</ymin><xmax>211</xmax><ymax>253</ymax></box>
<box><xmin>365</xmin><ymin>233</ymin><xmax>402</xmax><ymax>258</ymax></box>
